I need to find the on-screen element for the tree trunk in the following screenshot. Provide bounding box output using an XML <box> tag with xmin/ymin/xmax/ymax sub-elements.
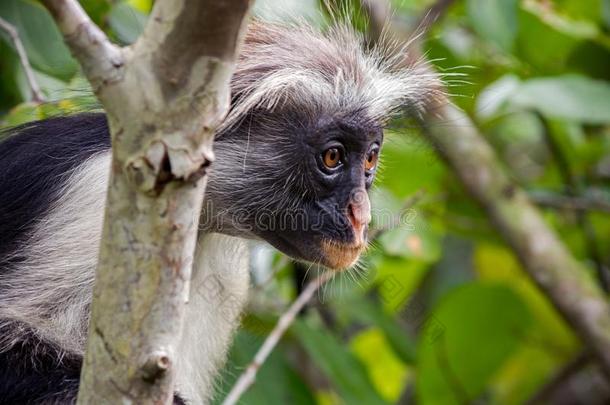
<box><xmin>39</xmin><ymin>0</ymin><xmax>252</xmax><ymax>402</ymax></box>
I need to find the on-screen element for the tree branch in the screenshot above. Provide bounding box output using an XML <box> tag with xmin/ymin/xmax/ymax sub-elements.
<box><xmin>525</xmin><ymin>350</ymin><xmax>610</xmax><ymax>405</ymax></box>
<box><xmin>39</xmin><ymin>0</ymin><xmax>123</xmax><ymax>92</ymax></box>
<box><xmin>360</xmin><ymin>0</ymin><xmax>610</xmax><ymax>383</ymax></box>
<box><xmin>525</xmin><ymin>351</ymin><xmax>591</xmax><ymax>405</ymax></box>
<box><xmin>414</xmin><ymin>0</ymin><xmax>456</xmax><ymax>34</ymax></box>
<box><xmin>529</xmin><ymin>190</ymin><xmax>610</xmax><ymax>214</ymax></box>
<box><xmin>0</xmin><ymin>16</ymin><xmax>45</xmax><ymax>102</ymax></box>
<box><xmin>41</xmin><ymin>0</ymin><xmax>252</xmax><ymax>403</ymax></box>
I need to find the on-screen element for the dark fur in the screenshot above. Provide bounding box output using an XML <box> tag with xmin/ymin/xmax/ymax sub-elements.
<box><xmin>0</xmin><ymin>321</ymin><xmax>81</xmax><ymax>404</ymax></box>
<box><xmin>0</xmin><ymin>114</ymin><xmax>110</xmax><ymax>264</ymax></box>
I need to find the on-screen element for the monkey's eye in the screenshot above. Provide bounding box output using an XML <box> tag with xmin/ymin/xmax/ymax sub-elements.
<box><xmin>323</xmin><ymin>148</ymin><xmax>342</xmax><ymax>169</ymax></box>
<box><xmin>365</xmin><ymin>148</ymin><xmax>379</xmax><ymax>172</ymax></box>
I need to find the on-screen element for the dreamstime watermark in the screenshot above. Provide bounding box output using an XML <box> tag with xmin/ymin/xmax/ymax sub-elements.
<box><xmin>200</xmin><ymin>189</ymin><xmax>418</xmax><ymax>235</ymax></box>
<box><xmin>196</xmin><ymin>274</ymin><xmax>244</xmax><ymax>320</ymax></box>
<box><xmin>194</xmin><ymin>273</ymin><xmax>268</xmax><ymax>347</ymax></box>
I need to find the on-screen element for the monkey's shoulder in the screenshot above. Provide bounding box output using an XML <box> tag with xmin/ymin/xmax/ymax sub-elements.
<box><xmin>0</xmin><ymin>113</ymin><xmax>111</xmax><ymax>262</ymax></box>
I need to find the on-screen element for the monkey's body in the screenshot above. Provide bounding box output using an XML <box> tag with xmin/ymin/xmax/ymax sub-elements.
<box><xmin>0</xmin><ymin>115</ymin><xmax>250</xmax><ymax>403</ymax></box>
<box><xmin>0</xmin><ymin>21</ymin><xmax>440</xmax><ymax>403</ymax></box>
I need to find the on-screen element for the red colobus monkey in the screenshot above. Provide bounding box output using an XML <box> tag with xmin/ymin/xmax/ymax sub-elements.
<box><xmin>0</xmin><ymin>21</ymin><xmax>442</xmax><ymax>404</ymax></box>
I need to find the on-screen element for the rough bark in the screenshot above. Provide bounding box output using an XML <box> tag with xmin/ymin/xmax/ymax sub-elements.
<box><xmin>39</xmin><ymin>0</ymin><xmax>252</xmax><ymax>403</ymax></box>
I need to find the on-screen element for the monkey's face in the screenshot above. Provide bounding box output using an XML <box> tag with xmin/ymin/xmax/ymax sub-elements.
<box><xmin>207</xmin><ymin>111</ymin><xmax>382</xmax><ymax>271</ymax></box>
<box><xmin>203</xmin><ymin>18</ymin><xmax>443</xmax><ymax>270</ymax></box>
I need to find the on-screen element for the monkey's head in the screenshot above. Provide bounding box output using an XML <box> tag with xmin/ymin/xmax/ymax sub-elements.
<box><xmin>204</xmin><ymin>22</ymin><xmax>443</xmax><ymax>270</ymax></box>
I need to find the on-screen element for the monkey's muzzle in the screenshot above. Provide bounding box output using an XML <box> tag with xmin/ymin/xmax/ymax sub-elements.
<box><xmin>320</xmin><ymin>239</ymin><xmax>366</xmax><ymax>270</ymax></box>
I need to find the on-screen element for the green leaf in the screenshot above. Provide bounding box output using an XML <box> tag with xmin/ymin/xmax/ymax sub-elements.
<box><xmin>467</xmin><ymin>0</ymin><xmax>519</xmax><ymax>51</ymax></box>
<box><xmin>350</xmin><ymin>328</ymin><xmax>410</xmax><ymax>403</ymax></box>
<box><xmin>333</xmin><ymin>295</ymin><xmax>417</xmax><ymax>363</ymax></box>
<box><xmin>0</xmin><ymin>0</ymin><xmax>78</xmax><ymax>80</ymax></box>
<box><xmin>127</xmin><ymin>0</ymin><xmax>152</xmax><ymax>14</ymax></box>
<box><xmin>523</xmin><ymin>0</ymin><xmax>602</xmax><ymax>40</ymax></box>
<box><xmin>0</xmin><ymin>41</ymin><xmax>23</xmax><ymax>108</ymax></box>
<box><xmin>377</xmin><ymin>133</ymin><xmax>445</xmax><ymax>197</ymax></box>
<box><xmin>79</xmin><ymin>0</ymin><xmax>112</xmax><ymax>26</ymax></box>
<box><xmin>108</xmin><ymin>2</ymin><xmax>147</xmax><ymax>45</ymax></box>
<box><xmin>1</xmin><ymin>102</ymin><xmax>42</xmax><ymax>129</ymax></box>
<box><xmin>293</xmin><ymin>320</ymin><xmax>388</xmax><ymax>405</ymax></box>
<box><xmin>416</xmin><ymin>283</ymin><xmax>532</xmax><ymax>405</ymax></box>
<box><xmin>475</xmin><ymin>74</ymin><xmax>521</xmax><ymax>120</ymax></box>
<box><xmin>515</xmin><ymin>7</ymin><xmax>581</xmax><ymax>73</ymax></box>
<box><xmin>473</xmin><ymin>244</ymin><xmax>579</xmax><ymax>404</ymax></box>
<box><xmin>509</xmin><ymin>75</ymin><xmax>610</xmax><ymax>124</ymax></box>
<box><xmin>378</xmin><ymin>220</ymin><xmax>442</xmax><ymax>263</ymax></box>
<box><xmin>556</xmin><ymin>0</ymin><xmax>603</xmax><ymax>23</ymax></box>
<box><xmin>374</xmin><ymin>257</ymin><xmax>431</xmax><ymax>313</ymax></box>
<box><xmin>484</xmin><ymin>111</ymin><xmax>547</xmax><ymax>181</ymax></box>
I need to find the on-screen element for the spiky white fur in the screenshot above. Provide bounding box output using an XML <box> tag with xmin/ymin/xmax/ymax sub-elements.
<box><xmin>221</xmin><ymin>21</ymin><xmax>443</xmax><ymax>133</ymax></box>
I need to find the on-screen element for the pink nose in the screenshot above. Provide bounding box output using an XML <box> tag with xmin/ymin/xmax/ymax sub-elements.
<box><xmin>347</xmin><ymin>190</ymin><xmax>371</xmax><ymax>244</ymax></box>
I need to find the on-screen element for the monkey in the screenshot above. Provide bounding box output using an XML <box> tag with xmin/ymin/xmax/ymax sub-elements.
<box><xmin>0</xmin><ymin>20</ymin><xmax>442</xmax><ymax>404</ymax></box>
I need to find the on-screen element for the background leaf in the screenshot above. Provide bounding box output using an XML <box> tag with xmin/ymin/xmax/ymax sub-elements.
<box><xmin>509</xmin><ymin>75</ymin><xmax>610</xmax><ymax>124</ymax></box>
<box><xmin>416</xmin><ymin>283</ymin><xmax>532</xmax><ymax>405</ymax></box>
<box><xmin>108</xmin><ymin>2</ymin><xmax>147</xmax><ymax>45</ymax></box>
<box><xmin>466</xmin><ymin>0</ymin><xmax>519</xmax><ymax>51</ymax></box>
<box><xmin>293</xmin><ymin>320</ymin><xmax>389</xmax><ymax>405</ymax></box>
<box><xmin>0</xmin><ymin>0</ymin><xmax>78</xmax><ymax>80</ymax></box>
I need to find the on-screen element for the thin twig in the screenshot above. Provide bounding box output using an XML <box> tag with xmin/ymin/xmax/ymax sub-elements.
<box><xmin>415</xmin><ymin>0</ymin><xmax>456</xmax><ymax>34</ymax></box>
<box><xmin>221</xmin><ymin>271</ymin><xmax>333</xmax><ymax>405</ymax></box>
<box><xmin>525</xmin><ymin>351</ymin><xmax>590</xmax><ymax>405</ymax></box>
<box><xmin>529</xmin><ymin>191</ymin><xmax>610</xmax><ymax>214</ymax></box>
<box><xmin>0</xmin><ymin>16</ymin><xmax>45</xmax><ymax>103</ymax></box>
<box><xmin>40</xmin><ymin>0</ymin><xmax>123</xmax><ymax>92</ymax></box>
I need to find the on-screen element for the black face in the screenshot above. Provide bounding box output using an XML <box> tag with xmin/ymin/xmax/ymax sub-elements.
<box><xmin>205</xmin><ymin>109</ymin><xmax>383</xmax><ymax>270</ymax></box>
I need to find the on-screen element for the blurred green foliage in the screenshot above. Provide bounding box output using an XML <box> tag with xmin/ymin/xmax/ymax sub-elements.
<box><xmin>1</xmin><ymin>0</ymin><xmax>609</xmax><ymax>403</ymax></box>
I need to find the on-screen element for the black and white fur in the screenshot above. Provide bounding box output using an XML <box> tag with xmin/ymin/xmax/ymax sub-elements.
<box><xmin>0</xmin><ymin>21</ymin><xmax>442</xmax><ymax>404</ymax></box>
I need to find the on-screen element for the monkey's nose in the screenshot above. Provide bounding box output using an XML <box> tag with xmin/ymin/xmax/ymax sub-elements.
<box><xmin>347</xmin><ymin>190</ymin><xmax>371</xmax><ymax>244</ymax></box>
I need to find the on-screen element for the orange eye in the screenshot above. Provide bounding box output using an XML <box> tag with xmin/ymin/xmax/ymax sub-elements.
<box><xmin>365</xmin><ymin>149</ymin><xmax>378</xmax><ymax>171</ymax></box>
<box><xmin>323</xmin><ymin>148</ymin><xmax>341</xmax><ymax>169</ymax></box>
